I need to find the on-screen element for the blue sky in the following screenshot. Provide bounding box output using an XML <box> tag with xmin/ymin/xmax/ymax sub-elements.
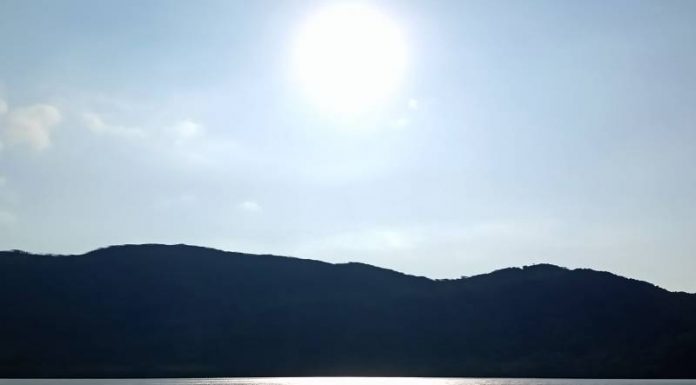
<box><xmin>1</xmin><ymin>0</ymin><xmax>695</xmax><ymax>292</ymax></box>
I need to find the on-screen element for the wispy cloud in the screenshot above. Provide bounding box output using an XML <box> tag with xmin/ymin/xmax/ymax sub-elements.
<box><xmin>170</xmin><ymin>119</ymin><xmax>203</xmax><ymax>144</ymax></box>
<box><xmin>0</xmin><ymin>102</ymin><xmax>62</xmax><ymax>151</ymax></box>
<box><xmin>82</xmin><ymin>112</ymin><xmax>146</xmax><ymax>139</ymax></box>
<box><xmin>237</xmin><ymin>200</ymin><xmax>261</xmax><ymax>212</ymax></box>
<box><xmin>82</xmin><ymin>112</ymin><xmax>206</xmax><ymax>149</ymax></box>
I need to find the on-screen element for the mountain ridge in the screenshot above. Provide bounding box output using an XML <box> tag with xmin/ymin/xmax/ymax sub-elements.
<box><xmin>1</xmin><ymin>243</ymin><xmax>695</xmax><ymax>378</ymax></box>
<box><xmin>2</xmin><ymin>243</ymin><xmax>684</xmax><ymax>293</ymax></box>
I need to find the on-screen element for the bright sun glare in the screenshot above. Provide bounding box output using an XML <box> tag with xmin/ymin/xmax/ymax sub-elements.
<box><xmin>292</xmin><ymin>4</ymin><xmax>407</xmax><ymax>114</ymax></box>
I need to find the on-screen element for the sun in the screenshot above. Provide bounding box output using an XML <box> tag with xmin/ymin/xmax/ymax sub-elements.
<box><xmin>291</xmin><ymin>4</ymin><xmax>407</xmax><ymax>115</ymax></box>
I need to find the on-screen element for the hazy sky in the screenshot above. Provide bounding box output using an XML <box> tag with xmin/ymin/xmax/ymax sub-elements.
<box><xmin>1</xmin><ymin>0</ymin><xmax>695</xmax><ymax>292</ymax></box>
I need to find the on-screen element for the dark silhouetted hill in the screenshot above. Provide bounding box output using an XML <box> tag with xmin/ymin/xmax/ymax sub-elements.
<box><xmin>1</xmin><ymin>244</ymin><xmax>695</xmax><ymax>378</ymax></box>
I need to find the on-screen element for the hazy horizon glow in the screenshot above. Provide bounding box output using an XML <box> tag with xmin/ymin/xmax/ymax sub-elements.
<box><xmin>1</xmin><ymin>0</ymin><xmax>695</xmax><ymax>292</ymax></box>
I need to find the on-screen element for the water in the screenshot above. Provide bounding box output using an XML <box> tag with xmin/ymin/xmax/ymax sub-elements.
<box><xmin>0</xmin><ymin>378</ymin><xmax>694</xmax><ymax>385</ymax></box>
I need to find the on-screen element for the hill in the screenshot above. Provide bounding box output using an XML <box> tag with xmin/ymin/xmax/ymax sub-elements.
<box><xmin>1</xmin><ymin>244</ymin><xmax>695</xmax><ymax>378</ymax></box>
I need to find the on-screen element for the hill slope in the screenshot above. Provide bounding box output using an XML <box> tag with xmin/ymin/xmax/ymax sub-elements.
<box><xmin>1</xmin><ymin>244</ymin><xmax>695</xmax><ymax>378</ymax></box>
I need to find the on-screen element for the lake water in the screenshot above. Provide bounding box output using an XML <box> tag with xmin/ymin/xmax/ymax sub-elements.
<box><xmin>0</xmin><ymin>378</ymin><xmax>694</xmax><ymax>385</ymax></box>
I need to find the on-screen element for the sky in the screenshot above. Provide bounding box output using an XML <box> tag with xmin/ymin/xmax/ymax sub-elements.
<box><xmin>1</xmin><ymin>0</ymin><xmax>695</xmax><ymax>292</ymax></box>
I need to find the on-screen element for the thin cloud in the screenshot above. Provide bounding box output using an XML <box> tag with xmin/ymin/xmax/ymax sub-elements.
<box><xmin>0</xmin><ymin>103</ymin><xmax>62</xmax><ymax>151</ymax></box>
<box><xmin>82</xmin><ymin>112</ymin><xmax>146</xmax><ymax>139</ymax></box>
<box><xmin>82</xmin><ymin>113</ymin><xmax>204</xmax><ymax>148</ymax></box>
<box><xmin>171</xmin><ymin>119</ymin><xmax>204</xmax><ymax>145</ymax></box>
<box><xmin>238</xmin><ymin>200</ymin><xmax>261</xmax><ymax>212</ymax></box>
